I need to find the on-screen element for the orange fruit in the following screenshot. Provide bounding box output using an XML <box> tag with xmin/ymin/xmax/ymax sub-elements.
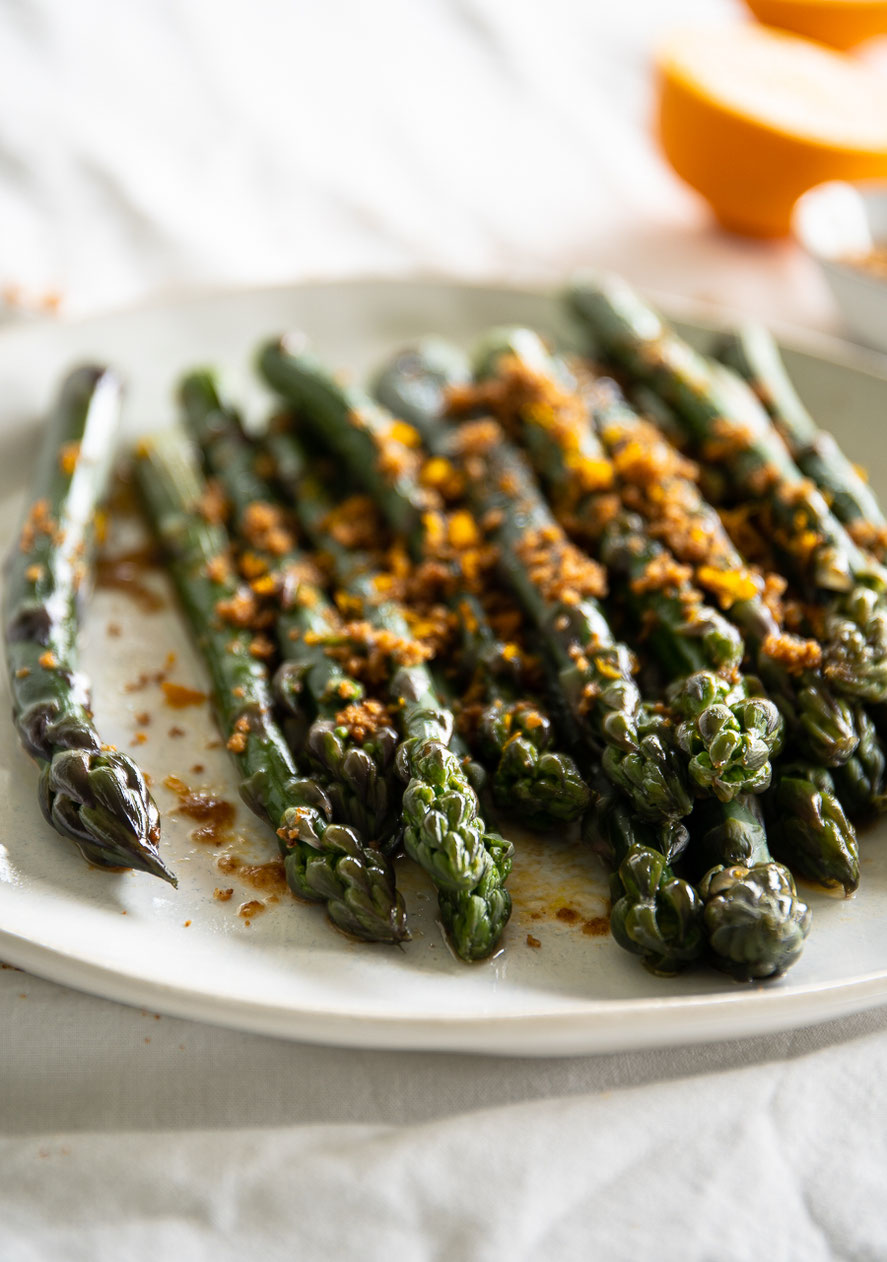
<box><xmin>743</xmin><ymin>0</ymin><xmax>887</xmax><ymax>50</ymax></box>
<box><xmin>655</xmin><ymin>24</ymin><xmax>887</xmax><ymax>236</ymax></box>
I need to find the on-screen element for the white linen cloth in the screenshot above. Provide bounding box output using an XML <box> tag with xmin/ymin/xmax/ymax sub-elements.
<box><xmin>2</xmin><ymin>2</ymin><xmax>887</xmax><ymax>1258</ymax></box>
<box><xmin>4</xmin><ymin>973</ymin><xmax>887</xmax><ymax>1261</ymax></box>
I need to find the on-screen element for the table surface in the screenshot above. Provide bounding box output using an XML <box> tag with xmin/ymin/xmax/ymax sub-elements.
<box><xmin>3</xmin><ymin>3</ymin><xmax>887</xmax><ymax>1259</ymax></box>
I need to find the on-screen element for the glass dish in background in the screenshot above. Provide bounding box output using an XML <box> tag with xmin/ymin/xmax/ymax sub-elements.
<box><xmin>793</xmin><ymin>180</ymin><xmax>887</xmax><ymax>354</ymax></box>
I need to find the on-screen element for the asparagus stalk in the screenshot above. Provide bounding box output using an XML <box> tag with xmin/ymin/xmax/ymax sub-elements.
<box><xmin>178</xmin><ymin>369</ymin><xmax>401</xmax><ymax>845</ymax></box>
<box><xmin>600</xmin><ymin>513</ymin><xmax>784</xmax><ymax>799</ymax></box>
<box><xmin>594</xmin><ymin>776</ymin><xmax>814</xmax><ymax>978</ymax></box>
<box><xmin>134</xmin><ymin>429</ymin><xmax>407</xmax><ymax>943</ymax></box>
<box><xmin>266</xmin><ymin>429</ymin><xmax>512</xmax><ymax>958</ymax></box>
<box><xmin>257</xmin><ymin>336</ymin><xmax>589</xmax><ymax>830</ymax></box>
<box><xmin>4</xmin><ymin>366</ymin><xmax>173</xmax><ymax>882</ymax></box>
<box><xmin>467</xmin><ymin>330</ymin><xmax>784</xmax><ymax>803</ymax></box>
<box><xmin>565</xmin><ymin>272</ymin><xmax>887</xmax><ymax>704</ymax></box>
<box><xmin>766</xmin><ymin>763</ymin><xmax>859</xmax><ymax>894</ymax></box>
<box><xmin>584</xmin><ymin>775</ymin><xmax>704</xmax><ymax>975</ymax></box>
<box><xmin>418</xmin><ymin>670</ymin><xmax>512</xmax><ymax>960</ymax></box>
<box><xmin>372</xmin><ymin>339</ymin><xmax>473</xmax><ymax>433</ymax></box>
<box><xmin>437</xmin><ymin>829</ymin><xmax>513</xmax><ymax>961</ymax></box>
<box><xmin>455</xmin><ymin>604</ymin><xmax>591</xmax><ymax>825</ymax></box>
<box><xmin>832</xmin><ymin>706</ymin><xmax>887</xmax><ymax>818</ymax></box>
<box><xmin>691</xmin><ymin>794</ymin><xmax>811</xmax><ymax>980</ymax></box>
<box><xmin>714</xmin><ymin>323</ymin><xmax>887</xmax><ymax>556</ymax></box>
<box><xmin>258</xmin><ymin>335</ymin><xmax>425</xmax><ymax>536</ymax></box>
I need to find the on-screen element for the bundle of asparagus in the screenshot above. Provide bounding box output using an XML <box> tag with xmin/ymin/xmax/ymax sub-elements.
<box><xmin>13</xmin><ymin>272</ymin><xmax>887</xmax><ymax>986</ymax></box>
<box><xmin>134</xmin><ymin>429</ymin><xmax>408</xmax><ymax>944</ymax></box>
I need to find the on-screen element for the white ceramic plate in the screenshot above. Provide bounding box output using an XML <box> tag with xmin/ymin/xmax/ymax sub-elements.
<box><xmin>2</xmin><ymin>277</ymin><xmax>887</xmax><ymax>1058</ymax></box>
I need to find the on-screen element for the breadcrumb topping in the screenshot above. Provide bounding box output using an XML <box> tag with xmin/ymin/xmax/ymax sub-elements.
<box><xmin>215</xmin><ymin>589</ymin><xmax>258</xmax><ymax>628</ymax></box>
<box><xmin>334</xmin><ymin>698</ymin><xmax>393</xmax><ymax>742</ymax></box>
<box><xmin>322</xmin><ymin>496</ymin><xmax>383</xmax><ymax>551</ymax></box>
<box><xmin>630</xmin><ymin>553</ymin><xmax>694</xmax><ymax>599</ymax></box>
<box><xmin>304</xmin><ymin>619</ymin><xmax>432</xmax><ymax>686</ymax></box>
<box><xmin>761</xmin><ymin>631</ymin><xmax>823</xmax><ymax>673</ymax></box>
<box><xmin>515</xmin><ymin>527</ymin><xmax>607</xmax><ymax>605</ymax></box>
<box><xmin>198</xmin><ymin>480</ymin><xmax>228</xmax><ymax>526</ymax></box>
<box><xmin>19</xmin><ymin>499</ymin><xmax>61</xmax><ymax>552</ymax></box>
<box><xmin>59</xmin><ymin>441</ymin><xmax>81</xmax><ymax>476</ymax></box>
<box><xmin>242</xmin><ymin>501</ymin><xmax>295</xmax><ymax>556</ymax></box>
<box><xmin>847</xmin><ymin>519</ymin><xmax>887</xmax><ymax>558</ymax></box>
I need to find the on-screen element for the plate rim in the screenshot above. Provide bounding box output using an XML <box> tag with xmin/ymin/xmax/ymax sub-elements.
<box><xmin>4</xmin><ymin>914</ymin><xmax>887</xmax><ymax>1056</ymax></box>
<box><xmin>8</xmin><ymin>267</ymin><xmax>887</xmax><ymax>385</ymax></box>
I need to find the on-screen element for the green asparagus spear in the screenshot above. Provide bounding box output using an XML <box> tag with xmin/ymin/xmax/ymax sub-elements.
<box><xmin>584</xmin><ymin>776</ymin><xmax>705</xmax><ymax>974</ymax></box>
<box><xmin>691</xmin><ymin>794</ymin><xmax>812</xmax><ymax>979</ymax></box>
<box><xmin>437</xmin><ymin>830</ymin><xmax>513</xmax><ymax>961</ymax></box>
<box><xmin>135</xmin><ymin>429</ymin><xmax>407</xmax><ymax>943</ymax></box>
<box><xmin>4</xmin><ymin>366</ymin><xmax>173</xmax><ymax>882</ymax></box>
<box><xmin>766</xmin><ymin>763</ymin><xmax>859</xmax><ymax>893</ymax></box>
<box><xmin>372</xmin><ymin>339</ymin><xmax>472</xmax><ymax>433</ymax></box>
<box><xmin>178</xmin><ymin>369</ymin><xmax>401</xmax><ymax>845</ymax></box>
<box><xmin>258</xmin><ymin>336</ymin><xmax>589</xmax><ymax>830</ymax></box>
<box><xmin>601</xmin><ymin>513</ymin><xmax>784</xmax><ymax>799</ymax></box>
<box><xmin>832</xmin><ymin>706</ymin><xmax>887</xmax><ymax>818</ymax></box>
<box><xmin>258</xmin><ymin>335</ymin><xmax>425</xmax><ymax>536</ymax></box>
<box><xmin>714</xmin><ymin>322</ymin><xmax>887</xmax><ymax>555</ymax></box>
<box><xmin>565</xmin><ymin>272</ymin><xmax>887</xmax><ymax>704</ymax></box>
<box><xmin>468</xmin><ymin>330</ymin><xmax>784</xmax><ymax>802</ymax></box>
<box><xmin>265</xmin><ymin>428</ymin><xmax>512</xmax><ymax>958</ymax></box>
<box><xmin>458</xmin><ymin>617</ymin><xmax>591</xmax><ymax>826</ymax></box>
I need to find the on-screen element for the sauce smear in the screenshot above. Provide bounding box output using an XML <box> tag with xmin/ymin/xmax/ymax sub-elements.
<box><xmin>164</xmin><ymin>774</ymin><xmax>236</xmax><ymax>846</ymax></box>
<box><xmin>96</xmin><ymin>545</ymin><xmax>166</xmax><ymax>613</ymax></box>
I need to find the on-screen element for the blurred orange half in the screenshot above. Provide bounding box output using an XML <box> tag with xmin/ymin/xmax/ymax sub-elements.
<box><xmin>655</xmin><ymin>24</ymin><xmax>887</xmax><ymax>237</ymax></box>
<box><xmin>744</xmin><ymin>0</ymin><xmax>887</xmax><ymax>50</ymax></box>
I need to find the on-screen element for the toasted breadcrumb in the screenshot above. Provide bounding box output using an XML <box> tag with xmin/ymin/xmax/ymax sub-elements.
<box><xmin>847</xmin><ymin>519</ymin><xmax>887</xmax><ymax>558</ymax></box>
<box><xmin>226</xmin><ymin>714</ymin><xmax>250</xmax><ymax>753</ymax></box>
<box><xmin>206</xmin><ymin>554</ymin><xmax>232</xmax><ymax>584</ymax></box>
<box><xmin>334</xmin><ymin>698</ymin><xmax>392</xmax><ymax>743</ymax></box>
<box><xmin>248</xmin><ymin>634</ymin><xmax>275</xmax><ymax>660</ymax></box>
<box><xmin>629</xmin><ymin>552</ymin><xmax>693</xmax><ymax>598</ymax></box>
<box><xmin>20</xmin><ymin>499</ymin><xmax>61</xmax><ymax>552</ymax></box>
<box><xmin>322</xmin><ymin>495</ymin><xmax>382</xmax><ymax>550</ymax></box>
<box><xmin>198</xmin><ymin>480</ymin><xmax>228</xmax><ymax>525</ymax></box>
<box><xmin>514</xmin><ymin>526</ymin><xmax>607</xmax><ymax>605</ymax></box>
<box><xmin>58</xmin><ymin>441</ymin><xmax>81</xmax><ymax>476</ymax></box>
<box><xmin>242</xmin><ymin>501</ymin><xmax>295</xmax><ymax>556</ymax></box>
<box><xmin>761</xmin><ymin>632</ymin><xmax>823</xmax><ymax>673</ymax></box>
<box><xmin>215</xmin><ymin>590</ymin><xmax>258</xmax><ymax>628</ymax></box>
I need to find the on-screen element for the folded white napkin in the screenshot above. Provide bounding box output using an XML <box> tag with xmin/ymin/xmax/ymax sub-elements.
<box><xmin>2</xmin><ymin>969</ymin><xmax>884</xmax><ymax>1260</ymax></box>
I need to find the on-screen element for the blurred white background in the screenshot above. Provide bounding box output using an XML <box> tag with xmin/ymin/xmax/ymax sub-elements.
<box><xmin>0</xmin><ymin>0</ymin><xmax>840</xmax><ymax>326</ymax></box>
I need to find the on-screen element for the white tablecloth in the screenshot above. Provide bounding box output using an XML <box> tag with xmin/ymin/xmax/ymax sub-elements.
<box><xmin>3</xmin><ymin>2</ymin><xmax>886</xmax><ymax>1258</ymax></box>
